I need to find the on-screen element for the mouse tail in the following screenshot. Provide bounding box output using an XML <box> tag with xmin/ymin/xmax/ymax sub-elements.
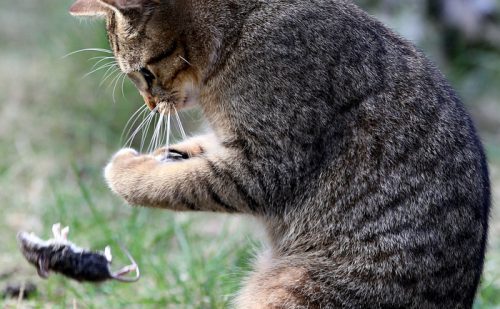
<box><xmin>109</xmin><ymin>244</ymin><xmax>141</xmax><ymax>283</ymax></box>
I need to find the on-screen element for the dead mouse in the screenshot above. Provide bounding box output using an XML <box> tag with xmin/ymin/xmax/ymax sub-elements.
<box><xmin>17</xmin><ymin>223</ymin><xmax>140</xmax><ymax>283</ymax></box>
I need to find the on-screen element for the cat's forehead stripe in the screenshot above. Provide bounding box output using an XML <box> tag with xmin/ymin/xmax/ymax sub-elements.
<box><xmin>146</xmin><ymin>40</ymin><xmax>178</xmax><ymax>66</ymax></box>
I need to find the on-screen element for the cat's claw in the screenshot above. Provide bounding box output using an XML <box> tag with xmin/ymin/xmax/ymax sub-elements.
<box><xmin>153</xmin><ymin>147</ymin><xmax>188</xmax><ymax>162</ymax></box>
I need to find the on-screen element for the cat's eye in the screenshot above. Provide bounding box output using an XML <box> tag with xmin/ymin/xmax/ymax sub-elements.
<box><xmin>140</xmin><ymin>68</ymin><xmax>155</xmax><ymax>88</ymax></box>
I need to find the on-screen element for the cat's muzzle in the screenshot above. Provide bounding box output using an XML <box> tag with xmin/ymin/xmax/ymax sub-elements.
<box><xmin>127</xmin><ymin>70</ymin><xmax>159</xmax><ymax>111</ymax></box>
<box><xmin>141</xmin><ymin>91</ymin><xmax>158</xmax><ymax>111</ymax></box>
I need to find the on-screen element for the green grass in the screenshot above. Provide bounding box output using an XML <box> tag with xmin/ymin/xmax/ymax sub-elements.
<box><xmin>4</xmin><ymin>149</ymin><xmax>257</xmax><ymax>308</ymax></box>
<box><xmin>1</xmin><ymin>1</ymin><xmax>500</xmax><ymax>308</ymax></box>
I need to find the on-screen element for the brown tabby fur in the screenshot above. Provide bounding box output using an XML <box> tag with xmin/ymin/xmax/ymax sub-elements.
<box><xmin>70</xmin><ymin>0</ymin><xmax>490</xmax><ymax>308</ymax></box>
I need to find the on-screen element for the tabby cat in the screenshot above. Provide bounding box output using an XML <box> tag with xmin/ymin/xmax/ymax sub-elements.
<box><xmin>70</xmin><ymin>0</ymin><xmax>490</xmax><ymax>308</ymax></box>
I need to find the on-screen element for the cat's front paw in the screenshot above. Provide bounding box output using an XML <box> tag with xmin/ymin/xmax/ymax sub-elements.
<box><xmin>151</xmin><ymin>134</ymin><xmax>217</xmax><ymax>161</ymax></box>
<box><xmin>104</xmin><ymin>148</ymin><xmax>156</xmax><ymax>204</ymax></box>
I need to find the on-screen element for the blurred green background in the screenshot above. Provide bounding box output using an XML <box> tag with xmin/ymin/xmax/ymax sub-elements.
<box><xmin>0</xmin><ymin>0</ymin><xmax>499</xmax><ymax>308</ymax></box>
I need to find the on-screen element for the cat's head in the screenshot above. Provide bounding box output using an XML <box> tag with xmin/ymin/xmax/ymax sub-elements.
<box><xmin>70</xmin><ymin>0</ymin><xmax>202</xmax><ymax>111</ymax></box>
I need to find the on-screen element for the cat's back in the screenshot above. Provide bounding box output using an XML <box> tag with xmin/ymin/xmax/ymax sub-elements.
<box><xmin>224</xmin><ymin>0</ymin><xmax>489</xmax><ymax>191</ymax></box>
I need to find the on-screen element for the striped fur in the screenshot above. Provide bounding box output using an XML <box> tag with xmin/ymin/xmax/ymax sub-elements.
<box><xmin>74</xmin><ymin>0</ymin><xmax>491</xmax><ymax>307</ymax></box>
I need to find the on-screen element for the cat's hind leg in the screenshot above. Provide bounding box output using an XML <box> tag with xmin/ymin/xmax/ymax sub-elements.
<box><xmin>234</xmin><ymin>250</ymin><xmax>319</xmax><ymax>309</ymax></box>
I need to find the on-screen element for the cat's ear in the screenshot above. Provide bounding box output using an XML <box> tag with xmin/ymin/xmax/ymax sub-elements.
<box><xmin>69</xmin><ymin>0</ymin><xmax>112</xmax><ymax>16</ymax></box>
<box><xmin>99</xmin><ymin>0</ymin><xmax>160</xmax><ymax>10</ymax></box>
<box><xmin>69</xmin><ymin>0</ymin><xmax>159</xmax><ymax>17</ymax></box>
<box><xmin>69</xmin><ymin>0</ymin><xmax>111</xmax><ymax>17</ymax></box>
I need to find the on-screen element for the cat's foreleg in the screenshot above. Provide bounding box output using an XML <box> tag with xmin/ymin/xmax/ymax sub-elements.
<box><xmin>104</xmin><ymin>147</ymin><xmax>257</xmax><ymax>213</ymax></box>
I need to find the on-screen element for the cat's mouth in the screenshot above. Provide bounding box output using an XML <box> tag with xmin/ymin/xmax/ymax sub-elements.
<box><xmin>140</xmin><ymin>91</ymin><xmax>158</xmax><ymax>111</ymax></box>
<box><xmin>139</xmin><ymin>90</ymin><xmax>180</xmax><ymax>115</ymax></box>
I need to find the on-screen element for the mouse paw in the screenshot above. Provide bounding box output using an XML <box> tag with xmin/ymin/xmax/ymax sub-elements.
<box><xmin>52</xmin><ymin>223</ymin><xmax>70</xmax><ymax>241</ymax></box>
<box><xmin>104</xmin><ymin>246</ymin><xmax>113</xmax><ymax>262</ymax></box>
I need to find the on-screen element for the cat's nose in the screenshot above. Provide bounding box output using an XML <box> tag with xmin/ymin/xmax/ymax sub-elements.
<box><xmin>141</xmin><ymin>92</ymin><xmax>157</xmax><ymax>111</ymax></box>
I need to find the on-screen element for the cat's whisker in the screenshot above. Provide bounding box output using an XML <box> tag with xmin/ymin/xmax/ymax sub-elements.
<box><xmin>125</xmin><ymin>108</ymin><xmax>156</xmax><ymax>148</ymax></box>
<box><xmin>89</xmin><ymin>56</ymin><xmax>115</xmax><ymax>62</ymax></box>
<box><xmin>165</xmin><ymin>109</ymin><xmax>171</xmax><ymax>156</ymax></box>
<box><xmin>140</xmin><ymin>107</ymin><xmax>159</xmax><ymax>152</ymax></box>
<box><xmin>89</xmin><ymin>58</ymin><xmax>116</xmax><ymax>71</ymax></box>
<box><xmin>90</xmin><ymin>60</ymin><xmax>116</xmax><ymax>72</ymax></box>
<box><xmin>158</xmin><ymin>113</ymin><xmax>168</xmax><ymax>151</ymax></box>
<box><xmin>81</xmin><ymin>62</ymin><xmax>117</xmax><ymax>80</ymax></box>
<box><xmin>62</xmin><ymin>48</ymin><xmax>113</xmax><ymax>59</ymax></box>
<box><xmin>139</xmin><ymin>113</ymin><xmax>152</xmax><ymax>152</ymax></box>
<box><xmin>173</xmin><ymin>106</ymin><xmax>187</xmax><ymax>141</ymax></box>
<box><xmin>158</xmin><ymin>111</ymin><xmax>165</xmax><ymax>150</ymax></box>
<box><xmin>156</xmin><ymin>115</ymin><xmax>164</xmax><ymax>152</ymax></box>
<box><xmin>120</xmin><ymin>74</ymin><xmax>127</xmax><ymax>99</ymax></box>
<box><xmin>104</xmin><ymin>69</ymin><xmax>122</xmax><ymax>89</ymax></box>
<box><xmin>99</xmin><ymin>65</ymin><xmax>119</xmax><ymax>85</ymax></box>
<box><xmin>131</xmin><ymin>107</ymin><xmax>156</xmax><ymax>139</ymax></box>
<box><xmin>121</xmin><ymin>104</ymin><xmax>148</xmax><ymax>145</ymax></box>
<box><xmin>149</xmin><ymin>113</ymin><xmax>165</xmax><ymax>154</ymax></box>
<box><xmin>178</xmin><ymin>55</ymin><xmax>192</xmax><ymax>66</ymax></box>
<box><xmin>161</xmin><ymin>111</ymin><xmax>168</xmax><ymax>154</ymax></box>
<box><xmin>100</xmin><ymin>67</ymin><xmax>121</xmax><ymax>87</ymax></box>
<box><xmin>144</xmin><ymin>112</ymin><xmax>159</xmax><ymax>153</ymax></box>
<box><xmin>111</xmin><ymin>72</ymin><xmax>125</xmax><ymax>104</ymax></box>
<box><xmin>88</xmin><ymin>56</ymin><xmax>116</xmax><ymax>67</ymax></box>
<box><xmin>127</xmin><ymin>108</ymin><xmax>150</xmax><ymax>147</ymax></box>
